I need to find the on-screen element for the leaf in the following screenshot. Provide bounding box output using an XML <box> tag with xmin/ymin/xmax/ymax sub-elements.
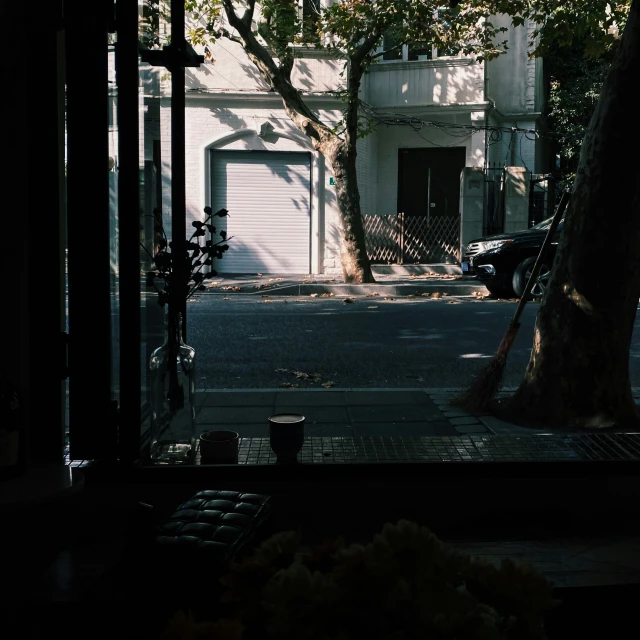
<box><xmin>192</xmin><ymin>220</ymin><xmax>204</xmax><ymax>228</ymax></box>
<box><xmin>367</xmin><ymin>306</ymin><xmax>379</xmax><ymax>309</ymax></box>
<box><xmin>275</xmin><ymin>368</ymin><xmax>289</xmax><ymax>373</ymax></box>
<box><xmin>309</xmin><ymin>293</ymin><xmax>319</xmax><ymax>298</ymax></box>
<box><xmin>321</xmin><ymin>381</ymin><xmax>334</xmax><ymax>388</ymax></box>
<box><xmin>280</xmin><ymin>382</ymin><xmax>299</xmax><ymax>388</ymax></box>
<box><xmin>343</xmin><ymin>298</ymin><xmax>354</xmax><ymax>304</ymax></box>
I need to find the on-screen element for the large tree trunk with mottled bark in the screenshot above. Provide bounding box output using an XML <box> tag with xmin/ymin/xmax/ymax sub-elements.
<box><xmin>505</xmin><ymin>0</ymin><xmax>640</xmax><ymax>430</ymax></box>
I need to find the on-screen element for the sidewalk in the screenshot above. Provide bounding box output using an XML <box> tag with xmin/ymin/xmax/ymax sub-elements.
<box><xmin>198</xmin><ymin>265</ymin><xmax>489</xmax><ymax>298</ymax></box>
<box><xmin>194</xmin><ymin>387</ymin><xmax>556</xmax><ymax>438</ymax></box>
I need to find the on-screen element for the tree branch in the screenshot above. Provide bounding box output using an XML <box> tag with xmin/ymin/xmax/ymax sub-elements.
<box><xmin>219</xmin><ymin>0</ymin><xmax>338</xmax><ymax>151</ymax></box>
<box><xmin>219</xmin><ymin>27</ymin><xmax>243</xmax><ymax>45</ymax></box>
<box><xmin>241</xmin><ymin>0</ymin><xmax>256</xmax><ymax>26</ymax></box>
<box><xmin>370</xmin><ymin>43</ymin><xmax>402</xmax><ymax>60</ymax></box>
<box><xmin>352</xmin><ymin>29</ymin><xmax>381</xmax><ymax>67</ymax></box>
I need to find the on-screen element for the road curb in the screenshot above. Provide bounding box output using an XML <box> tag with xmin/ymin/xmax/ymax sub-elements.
<box><xmin>200</xmin><ymin>282</ymin><xmax>488</xmax><ymax>297</ymax></box>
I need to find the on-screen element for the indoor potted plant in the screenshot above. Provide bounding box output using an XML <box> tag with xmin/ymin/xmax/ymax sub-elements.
<box><xmin>142</xmin><ymin>206</ymin><xmax>231</xmax><ymax>464</ymax></box>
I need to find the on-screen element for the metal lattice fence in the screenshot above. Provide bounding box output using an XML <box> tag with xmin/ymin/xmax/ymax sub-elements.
<box><xmin>363</xmin><ymin>214</ymin><xmax>399</xmax><ymax>263</ymax></box>
<box><xmin>363</xmin><ymin>213</ymin><xmax>460</xmax><ymax>264</ymax></box>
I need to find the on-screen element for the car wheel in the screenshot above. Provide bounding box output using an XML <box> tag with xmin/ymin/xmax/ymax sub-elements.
<box><xmin>484</xmin><ymin>283</ymin><xmax>515</xmax><ymax>299</ymax></box>
<box><xmin>512</xmin><ymin>257</ymin><xmax>552</xmax><ymax>299</ymax></box>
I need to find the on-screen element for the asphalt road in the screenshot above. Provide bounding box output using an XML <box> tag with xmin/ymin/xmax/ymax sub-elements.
<box><xmin>182</xmin><ymin>295</ymin><xmax>640</xmax><ymax>390</ymax></box>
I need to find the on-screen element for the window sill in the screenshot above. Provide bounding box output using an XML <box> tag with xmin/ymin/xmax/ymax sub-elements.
<box><xmin>369</xmin><ymin>57</ymin><xmax>475</xmax><ymax>71</ymax></box>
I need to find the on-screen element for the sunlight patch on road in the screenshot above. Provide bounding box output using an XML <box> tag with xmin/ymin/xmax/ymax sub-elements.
<box><xmin>459</xmin><ymin>353</ymin><xmax>492</xmax><ymax>359</ymax></box>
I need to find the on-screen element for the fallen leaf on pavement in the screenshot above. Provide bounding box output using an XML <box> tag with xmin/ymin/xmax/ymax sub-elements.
<box><xmin>263</xmin><ymin>299</ymin><xmax>273</xmax><ymax>303</ymax></box>
<box><xmin>275</xmin><ymin>368</ymin><xmax>289</xmax><ymax>373</ymax></box>
<box><xmin>275</xmin><ymin>277</ymin><xmax>284</xmax><ymax>281</ymax></box>
<box><xmin>442</xmin><ymin>292</ymin><xmax>449</xmax><ymax>296</ymax></box>
<box><xmin>421</xmin><ymin>293</ymin><xmax>431</xmax><ymax>297</ymax></box>
<box><xmin>321</xmin><ymin>381</ymin><xmax>334</xmax><ymax>388</ymax></box>
<box><xmin>447</xmin><ymin>300</ymin><xmax>461</xmax><ymax>304</ymax></box>
<box><xmin>416</xmin><ymin>377</ymin><xmax>426</xmax><ymax>382</ymax></box>
<box><xmin>343</xmin><ymin>298</ymin><xmax>354</xmax><ymax>304</ymax></box>
<box><xmin>320</xmin><ymin>292</ymin><xmax>335</xmax><ymax>297</ymax></box>
<box><xmin>407</xmin><ymin>295</ymin><xmax>415</xmax><ymax>299</ymax></box>
<box><xmin>366</xmin><ymin>292</ymin><xmax>380</xmax><ymax>297</ymax></box>
<box><xmin>383</xmin><ymin>297</ymin><xmax>394</xmax><ymax>301</ymax></box>
<box><xmin>221</xmin><ymin>286</ymin><xmax>243</xmax><ymax>292</ymax></box>
<box><xmin>280</xmin><ymin>382</ymin><xmax>299</xmax><ymax>388</ymax></box>
<box><xmin>431</xmin><ymin>292</ymin><xmax>442</xmax><ymax>299</ymax></box>
<box><xmin>257</xmin><ymin>273</ymin><xmax>263</xmax><ymax>276</ymax></box>
<box><xmin>309</xmin><ymin>293</ymin><xmax>319</xmax><ymax>298</ymax></box>
<box><xmin>223</xmin><ymin>297</ymin><xmax>231</xmax><ymax>300</ymax></box>
<box><xmin>293</xmin><ymin>370</ymin><xmax>322</xmax><ymax>381</ymax></box>
<box><xmin>187</xmin><ymin>297</ymin><xmax>199</xmax><ymax>302</ymax></box>
<box><xmin>367</xmin><ymin>305</ymin><xmax>379</xmax><ymax>309</ymax></box>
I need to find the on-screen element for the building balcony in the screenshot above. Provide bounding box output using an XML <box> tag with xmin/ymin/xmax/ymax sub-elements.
<box><xmin>364</xmin><ymin>58</ymin><xmax>485</xmax><ymax>111</ymax></box>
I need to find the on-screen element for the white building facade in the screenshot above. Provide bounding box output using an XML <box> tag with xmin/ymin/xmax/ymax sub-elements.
<box><xmin>143</xmin><ymin>12</ymin><xmax>549</xmax><ymax>276</ymax></box>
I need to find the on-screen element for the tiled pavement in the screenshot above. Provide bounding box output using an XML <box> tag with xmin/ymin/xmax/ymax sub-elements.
<box><xmin>64</xmin><ymin>388</ymin><xmax>640</xmax><ymax>465</ymax></box>
<box><xmin>193</xmin><ymin>387</ymin><xmax>552</xmax><ymax>438</ymax></box>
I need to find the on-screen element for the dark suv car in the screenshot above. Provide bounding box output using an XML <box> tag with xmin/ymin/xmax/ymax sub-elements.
<box><xmin>461</xmin><ymin>216</ymin><xmax>563</xmax><ymax>298</ymax></box>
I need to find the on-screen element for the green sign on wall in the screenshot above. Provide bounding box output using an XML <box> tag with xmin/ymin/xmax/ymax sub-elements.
<box><xmin>329</xmin><ymin>177</ymin><xmax>335</xmax><ymax>186</ymax></box>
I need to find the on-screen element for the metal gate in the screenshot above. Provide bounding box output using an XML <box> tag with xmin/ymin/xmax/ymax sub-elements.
<box><xmin>484</xmin><ymin>163</ymin><xmax>505</xmax><ymax>236</ymax></box>
<box><xmin>363</xmin><ymin>212</ymin><xmax>460</xmax><ymax>264</ymax></box>
<box><xmin>529</xmin><ymin>174</ymin><xmax>555</xmax><ymax>226</ymax></box>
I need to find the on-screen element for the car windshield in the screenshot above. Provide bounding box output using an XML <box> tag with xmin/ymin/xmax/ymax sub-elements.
<box><xmin>530</xmin><ymin>215</ymin><xmax>564</xmax><ymax>231</ymax></box>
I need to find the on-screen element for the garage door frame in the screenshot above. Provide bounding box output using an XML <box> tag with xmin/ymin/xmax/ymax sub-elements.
<box><xmin>210</xmin><ymin>148</ymin><xmax>314</xmax><ymax>274</ymax></box>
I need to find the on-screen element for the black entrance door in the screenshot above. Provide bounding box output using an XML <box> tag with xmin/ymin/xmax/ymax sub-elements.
<box><xmin>398</xmin><ymin>147</ymin><xmax>465</xmax><ymax>264</ymax></box>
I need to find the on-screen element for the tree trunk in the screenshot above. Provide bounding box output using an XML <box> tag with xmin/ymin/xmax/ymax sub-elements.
<box><xmin>505</xmin><ymin>0</ymin><xmax>640</xmax><ymax>430</ymax></box>
<box><xmin>327</xmin><ymin>141</ymin><xmax>376</xmax><ymax>283</ymax></box>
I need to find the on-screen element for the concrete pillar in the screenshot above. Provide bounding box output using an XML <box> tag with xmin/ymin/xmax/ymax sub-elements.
<box><xmin>459</xmin><ymin>167</ymin><xmax>485</xmax><ymax>256</ymax></box>
<box><xmin>504</xmin><ymin>167</ymin><xmax>530</xmax><ymax>232</ymax></box>
<box><xmin>470</xmin><ymin>111</ymin><xmax>486</xmax><ymax>167</ymax></box>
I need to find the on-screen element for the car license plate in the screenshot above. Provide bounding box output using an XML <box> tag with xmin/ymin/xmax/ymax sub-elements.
<box><xmin>462</xmin><ymin>261</ymin><xmax>470</xmax><ymax>273</ymax></box>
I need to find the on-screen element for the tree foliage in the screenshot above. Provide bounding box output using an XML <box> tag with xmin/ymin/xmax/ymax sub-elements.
<box><xmin>545</xmin><ymin>40</ymin><xmax>617</xmax><ymax>186</ymax></box>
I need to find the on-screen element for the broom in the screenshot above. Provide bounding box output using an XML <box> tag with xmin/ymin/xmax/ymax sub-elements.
<box><xmin>452</xmin><ymin>190</ymin><xmax>571</xmax><ymax>413</ymax></box>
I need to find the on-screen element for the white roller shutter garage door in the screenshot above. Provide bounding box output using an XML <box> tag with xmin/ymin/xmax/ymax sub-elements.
<box><xmin>211</xmin><ymin>150</ymin><xmax>311</xmax><ymax>273</ymax></box>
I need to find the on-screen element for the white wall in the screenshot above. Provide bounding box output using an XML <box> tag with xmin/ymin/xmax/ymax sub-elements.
<box><xmin>485</xmin><ymin>16</ymin><xmax>540</xmax><ymax>116</ymax></box>
<box><xmin>356</xmin><ymin>130</ymin><xmax>378</xmax><ymax>216</ymax></box>
<box><xmin>375</xmin><ymin>113</ymin><xmax>482</xmax><ymax>215</ymax></box>
<box><xmin>185</xmin><ymin>40</ymin><xmax>346</xmax><ymax>94</ymax></box>
<box><xmin>161</xmin><ymin>97</ymin><xmax>345</xmax><ymax>274</ymax></box>
<box><xmin>364</xmin><ymin>59</ymin><xmax>484</xmax><ymax>108</ymax></box>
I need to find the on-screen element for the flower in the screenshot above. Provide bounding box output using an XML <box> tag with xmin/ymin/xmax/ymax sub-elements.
<box><xmin>143</xmin><ymin>206</ymin><xmax>231</xmax><ymax>306</ymax></box>
<box><xmin>163</xmin><ymin>521</ymin><xmax>558</xmax><ymax>640</ymax></box>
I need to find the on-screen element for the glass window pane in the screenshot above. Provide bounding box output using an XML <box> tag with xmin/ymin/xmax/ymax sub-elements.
<box><xmin>408</xmin><ymin>43</ymin><xmax>433</xmax><ymax>60</ymax></box>
<box><xmin>382</xmin><ymin>31</ymin><xmax>403</xmax><ymax>60</ymax></box>
<box><xmin>139</xmin><ymin>2</ymin><xmax>172</xmax><ymax>456</ymax></box>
